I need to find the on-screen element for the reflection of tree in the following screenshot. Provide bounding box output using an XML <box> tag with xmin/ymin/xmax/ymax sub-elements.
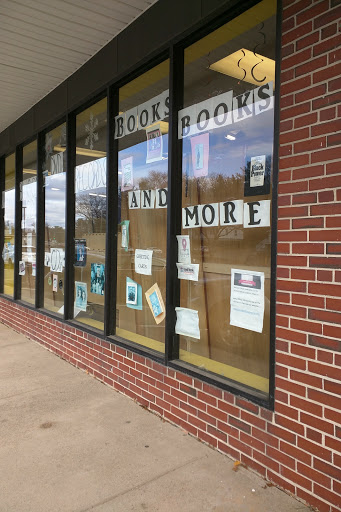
<box><xmin>138</xmin><ymin>171</ymin><xmax>167</xmax><ymax>190</ymax></box>
<box><xmin>185</xmin><ymin>171</ymin><xmax>244</xmax><ymax>197</ymax></box>
<box><xmin>75</xmin><ymin>194</ymin><xmax>106</xmax><ymax>233</ymax></box>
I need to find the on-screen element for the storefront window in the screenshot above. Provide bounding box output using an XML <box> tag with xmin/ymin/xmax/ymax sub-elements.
<box><xmin>3</xmin><ymin>153</ymin><xmax>15</xmax><ymax>296</ymax></box>
<box><xmin>74</xmin><ymin>98</ymin><xmax>107</xmax><ymax>330</ymax></box>
<box><xmin>44</xmin><ymin>123</ymin><xmax>66</xmax><ymax>315</ymax></box>
<box><xmin>177</xmin><ymin>0</ymin><xmax>276</xmax><ymax>397</ymax></box>
<box><xmin>21</xmin><ymin>141</ymin><xmax>37</xmax><ymax>304</ymax></box>
<box><xmin>115</xmin><ymin>60</ymin><xmax>169</xmax><ymax>352</ymax></box>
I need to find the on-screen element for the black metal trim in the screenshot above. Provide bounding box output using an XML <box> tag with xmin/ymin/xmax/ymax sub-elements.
<box><xmin>165</xmin><ymin>44</ymin><xmax>183</xmax><ymax>363</ymax></box>
<box><xmin>106</xmin><ymin>333</ymin><xmax>165</xmax><ymax>364</ymax></box>
<box><xmin>0</xmin><ymin>156</ymin><xmax>5</xmax><ymax>294</ymax></box>
<box><xmin>64</xmin><ymin>113</ymin><xmax>76</xmax><ymax>320</ymax></box>
<box><xmin>168</xmin><ymin>359</ymin><xmax>269</xmax><ymax>406</ymax></box>
<box><xmin>14</xmin><ymin>146</ymin><xmax>23</xmax><ymax>300</ymax></box>
<box><xmin>104</xmin><ymin>86</ymin><xmax>118</xmax><ymax>337</ymax></box>
<box><xmin>267</xmin><ymin>0</ymin><xmax>283</xmax><ymax>411</ymax></box>
<box><xmin>35</xmin><ymin>132</ymin><xmax>45</xmax><ymax>308</ymax></box>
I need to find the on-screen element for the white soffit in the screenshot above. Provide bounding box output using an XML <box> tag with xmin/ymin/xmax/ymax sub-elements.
<box><xmin>0</xmin><ymin>0</ymin><xmax>156</xmax><ymax>134</ymax></box>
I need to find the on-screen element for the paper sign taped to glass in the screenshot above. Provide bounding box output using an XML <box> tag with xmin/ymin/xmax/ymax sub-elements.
<box><xmin>176</xmin><ymin>263</ymin><xmax>199</xmax><ymax>281</ymax></box>
<box><xmin>145</xmin><ymin>283</ymin><xmax>165</xmax><ymax>324</ymax></box>
<box><xmin>126</xmin><ymin>280</ymin><xmax>137</xmax><ymax>305</ymax></box>
<box><xmin>121</xmin><ymin>156</ymin><xmax>134</xmax><ymax>191</ymax></box>
<box><xmin>135</xmin><ymin>249</ymin><xmax>153</xmax><ymax>275</ymax></box>
<box><xmin>176</xmin><ymin>234</ymin><xmax>191</xmax><ymax>264</ymax></box>
<box><xmin>75</xmin><ymin>239</ymin><xmax>87</xmax><ymax>267</ymax></box>
<box><xmin>250</xmin><ymin>155</ymin><xmax>266</xmax><ymax>188</ymax></box>
<box><xmin>190</xmin><ymin>133</ymin><xmax>209</xmax><ymax>178</ymax></box>
<box><xmin>146</xmin><ymin>123</ymin><xmax>163</xmax><ymax>163</ymax></box>
<box><xmin>121</xmin><ymin>220</ymin><xmax>130</xmax><ymax>251</ymax></box>
<box><xmin>50</xmin><ymin>248</ymin><xmax>64</xmax><ymax>273</ymax></box>
<box><xmin>75</xmin><ymin>281</ymin><xmax>87</xmax><ymax>312</ymax></box>
<box><xmin>126</xmin><ymin>277</ymin><xmax>142</xmax><ymax>310</ymax></box>
<box><xmin>52</xmin><ymin>274</ymin><xmax>58</xmax><ymax>292</ymax></box>
<box><xmin>230</xmin><ymin>269</ymin><xmax>265</xmax><ymax>333</ymax></box>
<box><xmin>175</xmin><ymin>307</ymin><xmax>200</xmax><ymax>340</ymax></box>
<box><xmin>90</xmin><ymin>263</ymin><xmax>105</xmax><ymax>295</ymax></box>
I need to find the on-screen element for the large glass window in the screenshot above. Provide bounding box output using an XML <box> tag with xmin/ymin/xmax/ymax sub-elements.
<box><xmin>74</xmin><ymin>98</ymin><xmax>107</xmax><ymax>330</ymax></box>
<box><xmin>3</xmin><ymin>153</ymin><xmax>15</xmax><ymax>296</ymax></box>
<box><xmin>20</xmin><ymin>141</ymin><xmax>37</xmax><ymax>304</ymax></box>
<box><xmin>44</xmin><ymin>123</ymin><xmax>66</xmax><ymax>314</ymax></box>
<box><xmin>177</xmin><ymin>0</ymin><xmax>276</xmax><ymax>397</ymax></box>
<box><xmin>115</xmin><ymin>60</ymin><xmax>169</xmax><ymax>352</ymax></box>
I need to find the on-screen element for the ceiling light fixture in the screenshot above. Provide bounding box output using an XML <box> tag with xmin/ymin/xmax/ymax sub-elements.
<box><xmin>209</xmin><ymin>48</ymin><xmax>275</xmax><ymax>87</ymax></box>
<box><xmin>54</xmin><ymin>145</ymin><xmax>106</xmax><ymax>158</ymax></box>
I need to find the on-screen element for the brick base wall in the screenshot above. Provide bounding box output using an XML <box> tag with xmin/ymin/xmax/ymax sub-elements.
<box><xmin>275</xmin><ymin>0</ymin><xmax>341</xmax><ymax>509</ymax></box>
<box><xmin>0</xmin><ymin>297</ymin><xmax>339</xmax><ymax>511</ymax></box>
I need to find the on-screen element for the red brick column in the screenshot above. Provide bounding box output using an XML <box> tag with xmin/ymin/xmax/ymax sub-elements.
<box><xmin>277</xmin><ymin>0</ymin><xmax>341</xmax><ymax>509</ymax></box>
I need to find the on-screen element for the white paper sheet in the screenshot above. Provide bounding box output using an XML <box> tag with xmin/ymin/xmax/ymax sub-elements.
<box><xmin>230</xmin><ymin>268</ymin><xmax>265</xmax><ymax>333</ymax></box>
<box><xmin>135</xmin><ymin>249</ymin><xmax>153</xmax><ymax>275</ymax></box>
<box><xmin>50</xmin><ymin>248</ymin><xmax>64</xmax><ymax>272</ymax></box>
<box><xmin>250</xmin><ymin>155</ymin><xmax>266</xmax><ymax>187</ymax></box>
<box><xmin>176</xmin><ymin>235</ymin><xmax>191</xmax><ymax>263</ymax></box>
<box><xmin>175</xmin><ymin>307</ymin><xmax>200</xmax><ymax>339</ymax></box>
<box><xmin>176</xmin><ymin>263</ymin><xmax>199</xmax><ymax>281</ymax></box>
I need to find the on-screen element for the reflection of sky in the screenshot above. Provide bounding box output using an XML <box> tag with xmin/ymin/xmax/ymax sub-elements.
<box><xmin>182</xmin><ymin>109</ymin><xmax>274</xmax><ymax>179</ymax></box>
<box><xmin>118</xmin><ymin>134</ymin><xmax>168</xmax><ymax>187</ymax></box>
<box><xmin>45</xmin><ymin>173</ymin><xmax>66</xmax><ymax>228</ymax></box>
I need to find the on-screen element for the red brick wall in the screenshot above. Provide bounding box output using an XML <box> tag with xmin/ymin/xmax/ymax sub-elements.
<box><xmin>0</xmin><ymin>2</ymin><xmax>340</xmax><ymax>511</ymax></box>
<box><xmin>276</xmin><ymin>0</ymin><xmax>341</xmax><ymax>509</ymax></box>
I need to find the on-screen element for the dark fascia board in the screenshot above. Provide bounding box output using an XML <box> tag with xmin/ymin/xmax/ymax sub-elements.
<box><xmin>116</xmin><ymin>0</ymin><xmax>201</xmax><ymax>74</ymax></box>
<box><xmin>34</xmin><ymin>81</ymin><xmax>68</xmax><ymax>134</ymax></box>
<box><xmin>0</xmin><ymin>0</ymin><xmax>247</xmax><ymax>153</ymax></box>
<box><xmin>67</xmin><ymin>38</ymin><xmax>118</xmax><ymax>112</ymax></box>
<box><xmin>0</xmin><ymin>128</ymin><xmax>11</xmax><ymax>158</ymax></box>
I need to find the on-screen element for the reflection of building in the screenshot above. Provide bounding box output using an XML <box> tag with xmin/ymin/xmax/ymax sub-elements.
<box><xmin>0</xmin><ymin>1</ymin><xmax>340</xmax><ymax>510</ymax></box>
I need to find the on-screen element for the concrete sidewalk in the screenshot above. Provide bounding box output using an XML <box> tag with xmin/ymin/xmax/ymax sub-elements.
<box><xmin>0</xmin><ymin>323</ymin><xmax>310</xmax><ymax>512</ymax></box>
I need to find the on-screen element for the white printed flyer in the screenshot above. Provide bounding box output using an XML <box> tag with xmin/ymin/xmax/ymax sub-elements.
<box><xmin>176</xmin><ymin>234</ymin><xmax>191</xmax><ymax>264</ymax></box>
<box><xmin>176</xmin><ymin>263</ymin><xmax>199</xmax><ymax>281</ymax></box>
<box><xmin>230</xmin><ymin>269</ymin><xmax>265</xmax><ymax>333</ymax></box>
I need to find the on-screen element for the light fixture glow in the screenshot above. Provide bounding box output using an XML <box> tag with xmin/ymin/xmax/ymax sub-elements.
<box><xmin>209</xmin><ymin>48</ymin><xmax>275</xmax><ymax>87</ymax></box>
<box><xmin>225</xmin><ymin>134</ymin><xmax>236</xmax><ymax>141</ymax></box>
<box><xmin>51</xmin><ymin>187</ymin><xmax>60</xmax><ymax>191</ymax></box>
<box><xmin>54</xmin><ymin>145</ymin><xmax>106</xmax><ymax>158</ymax></box>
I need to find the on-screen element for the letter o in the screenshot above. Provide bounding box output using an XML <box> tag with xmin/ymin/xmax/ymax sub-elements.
<box><xmin>197</xmin><ymin>109</ymin><xmax>210</xmax><ymax>131</ymax></box>
<box><xmin>214</xmin><ymin>103</ymin><xmax>228</xmax><ymax>126</ymax></box>
<box><xmin>127</xmin><ymin>114</ymin><xmax>136</xmax><ymax>132</ymax></box>
<box><xmin>139</xmin><ymin>109</ymin><xmax>149</xmax><ymax>128</ymax></box>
